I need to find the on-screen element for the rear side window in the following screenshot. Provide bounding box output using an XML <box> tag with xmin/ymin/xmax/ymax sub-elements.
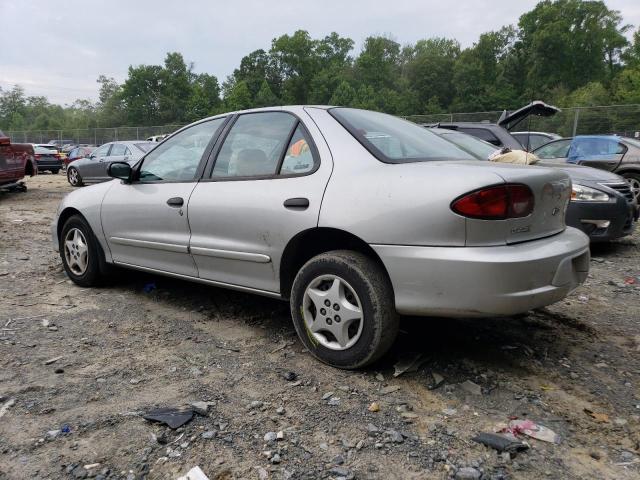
<box><xmin>458</xmin><ymin>128</ymin><xmax>501</xmax><ymax>147</ymax></box>
<box><xmin>212</xmin><ymin>112</ymin><xmax>317</xmax><ymax>178</ymax></box>
<box><xmin>330</xmin><ymin>108</ymin><xmax>473</xmax><ymax>163</ymax></box>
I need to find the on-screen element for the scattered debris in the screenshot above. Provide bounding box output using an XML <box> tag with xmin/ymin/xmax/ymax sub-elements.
<box><xmin>459</xmin><ymin>380</ymin><xmax>482</xmax><ymax>395</ymax></box>
<box><xmin>455</xmin><ymin>467</ymin><xmax>481</xmax><ymax>480</ymax></box>
<box><xmin>44</xmin><ymin>356</ymin><xmax>63</xmax><ymax>365</ymax></box>
<box><xmin>282</xmin><ymin>371</ymin><xmax>298</xmax><ymax>381</ymax></box>
<box><xmin>393</xmin><ymin>352</ymin><xmax>424</xmax><ymax>377</ymax></box>
<box><xmin>502</xmin><ymin>419</ymin><xmax>561</xmax><ymax>444</ymax></box>
<box><xmin>380</xmin><ymin>385</ymin><xmax>401</xmax><ymax>395</ymax></box>
<box><xmin>472</xmin><ymin>432</ymin><xmax>529</xmax><ymax>453</ymax></box>
<box><xmin>368</xmin><ymin>402</ymin><xmax>380</xmax><ymax>412</ymax></box>
<box><xmin>143</xmin><ymin>407</ymin><xmax>194</xmax><ymax>429</ymax></box>
<box><xmin>584</xmin><ymin>409</ymin><xmax>610</xmax><ymax>423</ymax></box>
<box><xmin>0</xmin><ymin>398</ymin><xmax>16</xmax><ymax>418</ymax></box>
<box><xmin>430</xmin><ymin>372</ymin><xmax>445</xmax><ymax>389</ymax></box>
<box><xmin>176</xmin><ymin>466</ymin><xmax>209</xmax><ymax>480</ymax></box>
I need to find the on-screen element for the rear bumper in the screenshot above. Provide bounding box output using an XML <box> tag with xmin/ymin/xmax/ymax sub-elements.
<box><xmin>37</xmin><ymin>159</ymin><xmax>63</xmax><ymax>171</ymax></box>
<box><xmin>372</xmin><ymin>227</ymin><xmax>590</xmax><ymax>317</ymax></box>
<box><xmin>566</xmin><ymin>198</ymin><xmax>638</xmax><ymax>242</ymax></box>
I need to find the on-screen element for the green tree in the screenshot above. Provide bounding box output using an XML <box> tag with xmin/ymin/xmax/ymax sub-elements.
<box><xmin>254</xmin><ymin>80</ymin><xmax>279</xmax><ymax>107</ymax></box>
<box><xmin>187</xmin><ymin>73</ymin><xmax>221</xmax><ymax>120</ymax></box>
<box><xmin>224</xmin><ymin>80</ymin><xmax>252</xmax><ymax>110</ymax></box>
<box><xmin>159</xmin><ymin>52</ymin><xmax>192</xmax><ymax>123</ymax></box>
<box><xmin>329</xmin><ymin>81</ymin><xmax>356</xmax><ymax>106</ymax></box>
<box><xmin>121</xmin><ymin>64</ymin><xmax>163</xmax><ymax>125</ymax></box>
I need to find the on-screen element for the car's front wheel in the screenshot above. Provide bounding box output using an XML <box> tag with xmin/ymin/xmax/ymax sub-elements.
<box><xmin>622</xmin><ymin>172</ymin><xmax>640</xmax><ymax>202</ymax></box>
<box><xmin>67</xmin><ymin>167</ymin><xmax>83</xmax><ymax>187</ymax></box>
<box><xmin>290</xmin><ymin>250</ymin><xmax>399</xmax><ymax>369</ymax></box>
<box><xmin>59</xmin><ymin>215</ymin><xmax>105</xmax><ymax>287</ymax></box>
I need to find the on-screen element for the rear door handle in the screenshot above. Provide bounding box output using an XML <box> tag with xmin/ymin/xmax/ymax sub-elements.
<box><xmin>167</xmin><ymin>197</ymin><xmax>184</xmax><ymax>207</ymax></box>
<box><xmin>284</xmin><ymin>197</ymin><xmax>309</xmax><ymax>209</ymax></box>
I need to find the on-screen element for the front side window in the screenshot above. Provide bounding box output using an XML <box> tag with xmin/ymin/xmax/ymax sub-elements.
<box><xmin>92</xmin><ymin>144</ymin><xmax>111</xmax><ymax>159</ymax></box>
<box><xmin>139</xmin><ymin>118</ymin><xmax>225</xmax><ymax>182</ymax></box>
<box><xmin>330</xmin><ymin>108</ymin><xmax>473</xmax><ymax>163</ymax></box>
<box><xmin>212</xmin><ymin>112</ymin><xmax>298</xmax><ymax>178</ymax></box>
<box><xmin>534</xmin><ymin>139</ymin><xmax>571</xmax><ymax>159</ymax></box>
<box><xmin>569</xmin><ymin>137</ymin><xmax>626</xmax><ymax>158</ymax></box>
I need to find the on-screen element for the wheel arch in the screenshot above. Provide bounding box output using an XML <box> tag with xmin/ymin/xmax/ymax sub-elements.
<box><xmin>57</xmin><ymin>207</ymin><xmax>111</xmax><ymax>271</ymax></box>
<box><xmin>279</xmin><ymin>227</ymin><xmax>394</xmax><ymax>301</ymax></box>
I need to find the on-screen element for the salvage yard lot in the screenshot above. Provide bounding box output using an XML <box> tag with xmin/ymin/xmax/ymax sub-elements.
<box><xmin>1</xmin><ymin>174</ymin><xmax>639</xmax><ymax>480</ymax></box>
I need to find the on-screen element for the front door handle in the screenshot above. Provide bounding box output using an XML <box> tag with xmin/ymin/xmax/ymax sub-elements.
<box><xmin>284</xmin><ymin>197</ymin><xmax>309</xmax><ymax>209</ymax></box>
<box><xmin>167</xmin><ymin>197</ymin><xmax>184</xmax><ymax>207</ymax></box>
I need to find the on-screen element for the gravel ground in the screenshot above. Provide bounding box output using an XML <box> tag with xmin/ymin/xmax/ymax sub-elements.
<box><xmin>1</xmin><ymin>174</ymin><xmax>639</xmax><ymax>480</ymax></box>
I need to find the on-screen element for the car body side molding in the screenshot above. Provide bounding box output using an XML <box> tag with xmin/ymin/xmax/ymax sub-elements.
<box><xmin>109</xmin><ymin>236</ymin><xmax>188</xmax><ymax>254</ymax></box>
<box><xmin>190</xmin><ymin>246</ymin><xmax>271</xmax><ymax>263</ymax></box>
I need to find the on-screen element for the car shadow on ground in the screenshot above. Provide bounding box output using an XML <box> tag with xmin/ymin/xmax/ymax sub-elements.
<box><xmin>590</xmin><ymin>237</ymin><xmax>638</xmax><ymax>258</ymax></box>
<box><xmin>104</xmin><ymin>268</ymin><xmax>589</xmax><ymax>378</ymax></box>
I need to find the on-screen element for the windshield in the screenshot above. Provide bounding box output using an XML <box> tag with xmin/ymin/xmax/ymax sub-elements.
<box><xmin>135</xmin><ymin>143</ymin><xmax>155</xmax><ymax>153</ymax></box>
<box><xmin>437</xmin><ymin>130</ymin><xmax>498</xmax><ymax>160</ymax></box>
<box><xmin>329</xmin><ymin>108</ymin><xmax>474</xmax><ymax>163</ymax></box>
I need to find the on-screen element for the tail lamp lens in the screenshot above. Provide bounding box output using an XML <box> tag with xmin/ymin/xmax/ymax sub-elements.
<box><xmin>452</xmin><ymin>184</ymin><xmax>534</xmax><ymax>220</ymax></box>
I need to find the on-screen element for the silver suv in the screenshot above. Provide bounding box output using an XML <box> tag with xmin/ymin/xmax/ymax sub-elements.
<box><xmin>52</xmin><ymin>107</ymin><xmax>590</xmax><ymax>368</ymax></box>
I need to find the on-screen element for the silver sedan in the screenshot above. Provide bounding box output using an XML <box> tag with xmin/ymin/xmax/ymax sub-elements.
<box><xmin>52</xmin><ymin>107</ymin><xmax>590</xmax><ymax>368</ymax></box>
<box><xmin>66</xmin><ymin>141</ymin><xmax>155</xmax><ymax>186</ymax></box>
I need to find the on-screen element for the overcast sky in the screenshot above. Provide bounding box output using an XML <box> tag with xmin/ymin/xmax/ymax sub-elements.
<box><xmin>2</xmin><ymin>0</ymin><xmax>639</xmax><ymax>105</ymax></box>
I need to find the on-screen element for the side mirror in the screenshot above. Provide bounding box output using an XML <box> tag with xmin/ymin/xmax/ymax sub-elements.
<box><xmin>108</xmin><ymin>162</ymin><xmax>132</xmax><ymax>182</ymax></box>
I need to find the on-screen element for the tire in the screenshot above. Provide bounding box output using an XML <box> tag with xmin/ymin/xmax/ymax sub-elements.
<box><xmin>51</xmin><ymin>168</ymin><xmax>60</xmax><ymax>174</ymax></box>
<box><xmin>67</xmin><ymin>167</ymin><xmax>83</xmax><ymax>187</ymax></box>
<box><xmin>621</xmin><ymin>172</ymin><xmax>640</xmax><ymax>202</ymax></box>
<box><xmin>290</xmin><ymin>250</ymin><xmax>399</xmax><ymax>369</ymax></box>
<box><xmin>59</xmin><ymin>215</ymin><xmax>106</xmax><ymax>287</ymax></box>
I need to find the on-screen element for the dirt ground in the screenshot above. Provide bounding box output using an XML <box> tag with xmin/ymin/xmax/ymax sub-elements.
<box><xmin>1</xmin><ymin>173</ymin><xmax>639</xmax><ymax>480</ymax></box>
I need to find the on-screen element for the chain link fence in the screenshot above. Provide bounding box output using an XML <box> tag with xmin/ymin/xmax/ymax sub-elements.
<box><xmin>406</xmin><ymin>104</ymin><xmax>640</xmax><ymax>138</ymax></box>
<box><xmin>5</xmin><ymin>105</ymin><xmax>640</xmax><ymax>145</ymax></box>
<box><xmin>5</xmin><ymin>125</ymin><xmax>185</xmax><ymax>146</ymax></box>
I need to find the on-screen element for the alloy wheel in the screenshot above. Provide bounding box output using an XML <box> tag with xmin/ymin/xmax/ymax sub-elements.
<box><xmin>302</xmin><ymin>274</ymin><xmax>364</xmax><ymax>351</ymax></box>
<box><xmin>625</xmin><ymin>176</ymin><xmax>640</xmax><ymax>202</ymax></box>
<box><xmin>64</xmin><ymin>228</ymin><xmax>89</xmax><ymax>275</ymax></box>
<box><xmin>68</xmin><ymin>168</ymin><xmax>79</xmax><ymax>186</ymax></box>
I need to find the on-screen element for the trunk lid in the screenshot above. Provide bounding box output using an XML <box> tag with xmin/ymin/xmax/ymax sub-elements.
<box><xmin>458</xmin><ymin>162</ymin><xmax>571</xmax><ymax>246</ymax></box>
<box><xmin>498</xmin><ymin>101</ymin><xmax>560</xmax><ymax>131</ymax></box>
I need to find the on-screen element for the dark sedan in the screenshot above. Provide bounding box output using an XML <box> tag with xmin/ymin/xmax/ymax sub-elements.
<box><xmin>32</xmin><ymin>144</ymin><xmax>63</xmax><ymax>173</ymax></box>
<box><xmin>429</xmin><ymin>128</ymin><xmax>638</xmax><ymax>242</ymax></box>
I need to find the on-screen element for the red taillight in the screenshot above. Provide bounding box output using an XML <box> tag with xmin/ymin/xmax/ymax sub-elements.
<box><xmin>54</xmin><ymin>153</ymin><xmax>61</xmax><ymax>159</ymax></box>
<box><xmin>451</xmin><ymin>184</ymin><xmax>534</xmax><ymax>220</ymax></box>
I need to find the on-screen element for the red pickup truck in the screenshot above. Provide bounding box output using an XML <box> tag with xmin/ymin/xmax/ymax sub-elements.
<box><xmin>0</xmin><ymin>130</ymin><xmax>37</xmax><ymax>191</ymax></box>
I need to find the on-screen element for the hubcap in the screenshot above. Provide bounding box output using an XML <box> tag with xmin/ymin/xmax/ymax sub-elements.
<box><xmin>626</xmin><ymin>176</ymin><xmax>640</xmax><ymax>201</ymax></box>
<box><xmin>63</xmin><ymin>228</ymin><xmax>89</xmax><ymax>275</ymax></box>
<box><xmin>302</xmin><ymin>275</ymin><xmax>364</xmax><ymax>351</ymax></box>
<box><xmin>69</xmin><ymin>169</ymin><xmax>78</xmax><ymax>185</ymax></box>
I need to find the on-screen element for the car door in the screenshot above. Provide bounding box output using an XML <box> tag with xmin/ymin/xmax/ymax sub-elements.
<box><xmin>568</xmin><ymin>137</ymin><xmax>626</xmax><ymax>172</ymax></box>
<box><xmin>101</xmin><ymin>117</ymin><xmax>228</xmax><ymax>276</ymax></box>
<box><xmin>187</xmin><ymin>110</ymin><xmax>333</xmax><ymax>293</ymax></box>
<box><xmin>83</xmin><ymin>143</ymin><xmax>111</xmax><ymax>180</ymax></box>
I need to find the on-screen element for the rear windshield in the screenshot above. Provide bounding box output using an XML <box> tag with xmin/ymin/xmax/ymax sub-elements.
<box><xmin>35</xmin><ymin>146</ymin><xmax>57</xmax><ymax>154</ymax></box>
<box><xmin>135</xmin><ymin>143</ymin><xmax>154</xmax><ymax>152</ymax></box>
<box><xmin>437</xmin><ymin>131</ymin><xmax>498</xmax><ymax>160</ymax></box>
<box><xmin>329</xmin><ymin>108</ymin><xmax>474</xmax><ymax>163</ymax></box>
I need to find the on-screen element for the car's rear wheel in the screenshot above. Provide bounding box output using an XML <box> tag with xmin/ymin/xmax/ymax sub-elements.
<box><xmin>622</xmin><ymin>172</ymin><xmax>640</xmax><ymax>202</ymax></box>
<box><xmin>59</xmin><ymin>215</ymin><xmax>105</xmax><ymax>287</ymax></box>
<box><xmin>290</xmin><ymin>250</ymin><xmax>399</xmax><ymax>369</ymax></box>
<box><xmin>51</xmin><ymin>168</ymin><xmax>60</xmax><ymax>174</ymax></box>
<box><xmin>67</xmin><ymin>167</ymin><xmax>83</xmax><ymax>187</ymax></box>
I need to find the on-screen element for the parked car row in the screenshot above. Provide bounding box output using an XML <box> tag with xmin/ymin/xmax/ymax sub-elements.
<box><xmin>53</xmin><ymin>106</ymin><xmax>592</xmax><ymax>368</ymax></box>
